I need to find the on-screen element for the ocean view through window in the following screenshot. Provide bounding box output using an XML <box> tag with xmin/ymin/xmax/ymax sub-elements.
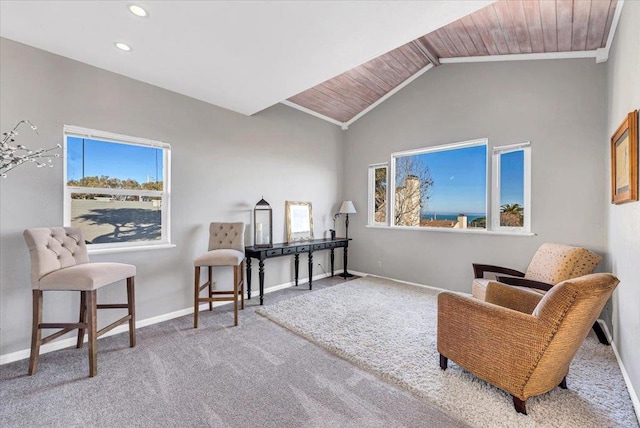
<box><xmin>63</xmin><ymin>126</ymin><xmax>171</xmax><ymax>250</ymax></box>
<box><xmin>391</xmin><ymin>140</ymin><xmax>487</xmax><ymax>229</ymax></box>
<box><xmin>369</xmin><ymin>138</ymin><xmax>532</xmax><ymax>234</ymax></box>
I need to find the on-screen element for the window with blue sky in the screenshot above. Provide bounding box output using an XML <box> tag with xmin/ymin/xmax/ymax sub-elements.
<box><xmin>372</xmin><ymin>138</ymin><xmax>531</xmax><ymax>233</ymax></box>
<box><xmin>64</xmin><ymin>126</ymin><xmax>171</xmax><ymax>249</ymax></box>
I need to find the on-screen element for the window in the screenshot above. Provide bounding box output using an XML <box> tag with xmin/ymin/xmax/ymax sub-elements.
<box><xmin>368</xmin><ymin>163</ymin><xmax>388</xmax><ymax>225</ymax></box>
<box><xmin>492</xmin><ymin>142</ymin><xmax>531</xmax><ymax>232</ymax></box>
<box><xmin>63</xmin><ymin>125</ymin><xmax>171</xmax><ymax>250</ymax></box>
<box><xmin>367</xmin><ymin>138</ymin><xmax>531</xmax><ymax>234</ymax></box>
<box><xmin>390</xmin><ymin>139</ymin><xmax>487</xmax><ymax>229</ymax></box>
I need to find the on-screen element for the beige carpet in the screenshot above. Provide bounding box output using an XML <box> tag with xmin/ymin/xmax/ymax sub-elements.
<box><xmin>257</xmin><ymin>276</ymin><xmax>639</xmax><ymax>428</ymax></box>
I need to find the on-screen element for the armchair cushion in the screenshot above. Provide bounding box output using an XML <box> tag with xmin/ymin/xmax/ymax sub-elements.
<box><xmin>524</xmin><ymin>243</ymin><xmax>602</xmax><ymax>284</ymax></box>
<box><xmin>485</xmin><ymin>281</ymin><xmax>544</xmax><ymax>315</ymax></box>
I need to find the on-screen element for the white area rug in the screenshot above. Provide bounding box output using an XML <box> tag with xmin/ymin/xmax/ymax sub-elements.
<box><xmin>257</xmin><ymin>276</ymin><xmax>638</xmax><ymax>428</ymax></box>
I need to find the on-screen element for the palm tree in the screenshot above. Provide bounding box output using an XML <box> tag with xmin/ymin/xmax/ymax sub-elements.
<box><xmin>500</xmin><ymin>203</ymin><xmax>524</xmax><ymax>227</ymax></box>
<box><xmin>500</xmin><ymin>203</ymin><xmax>523</xmax><ymax>215</ymax></box>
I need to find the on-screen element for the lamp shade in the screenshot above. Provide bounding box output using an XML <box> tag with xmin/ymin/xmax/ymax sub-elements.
<box><xmin>339</xmin><ymin>200</ymin><xmax>357</xmax><ymax>214</ymax></box>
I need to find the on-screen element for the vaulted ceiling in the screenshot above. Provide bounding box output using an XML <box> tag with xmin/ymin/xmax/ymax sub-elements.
<box><xmin>0</xmin><ymin>1</ymin><xmax>623</xmax><ymax>129</ymax></box>
<box><xmin>0</xmin><ymin>1</ymin><xmax>492</xmax><ymax>116</ymax></box>
<box><xmin>286</xmin><ymin>0</ymin><xmax>621</xmax><ymax>128</ymax></box>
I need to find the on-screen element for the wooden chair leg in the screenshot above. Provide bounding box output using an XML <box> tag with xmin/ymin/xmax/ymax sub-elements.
<box><xmin>86</xmin><ymin>290</ymin><xmax>98</xmax><ymax>377</ymax></box>
<box><xmin>127</xmin><ymin>277</ymin><xmax>136</xmax><ymax>348</ymax></box>
<box><xmin>77</xmin><ymin>291</ymin><xmax>87</xmax><ymax>348</ymax></box>
<box><xmin>512</xmin><ymin>396</ymin><xmax>527</xmax><ymax>415</ymax></box>
<box><xmin>194</xmin><ymin>266</ymin><xmax>200</xmax><ymax>328</ymax></box>
<box><xmin>241</xmin><ymin>259</ymin><xmax>245</xmax><ymax>310</ymax></box>
<box><xmin>29</xmin><ymin>290</ymin><xmax>43</xmax><ymax>375</ymax></box>
<box><xmin>233</xmin><ymin>265</ymin><xmax>239</xmax><ymax>326</ymax></box>
<box><xmin>592</xmin><ymin>321</ymin><xmax>610</xmax><ymax>345</ymax></box>
<box><xmin>208</xmin><ymin>266</ymin><xmax>213</xmax><ymax>311</ymax></box>
<box><xmin>439</xmin><ymin>354</ymin><xmax>448</xmax><ymax>370</ymax></box>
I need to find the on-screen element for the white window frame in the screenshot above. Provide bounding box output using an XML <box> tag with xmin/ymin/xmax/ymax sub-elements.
<box><xmin>367</xmin><ymin>162</ymin><xmax>389</xmax><ymax>226</ymax></box>
<box><xmin>63</xmin><ymin>125</ymin><xmax>172</xmax><ymax>252</ymax></box>
<box><xmin>491</xmin><ymin>142</ymin><xmax>531</xmax><ymax>233</ymax></box>
<box><xmin>389</xmin><ymin>138</ymin><xmax>489</xmax><ymax>229</ymax></box>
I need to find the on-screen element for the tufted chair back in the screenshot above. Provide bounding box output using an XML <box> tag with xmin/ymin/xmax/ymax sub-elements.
<box><xmin>524</xmin><ymin>243</ymin><xmax>602</xmax><ymax>284</ymax></box>
<box><xmin>208</xmin><ymin>222</ymin><xmax>245</xmax><ymax>252</ymax></box>
<box><xmin>23</xmin><ymin>227</ymin><xmax>89</xmax><ymax>288</ymax></box>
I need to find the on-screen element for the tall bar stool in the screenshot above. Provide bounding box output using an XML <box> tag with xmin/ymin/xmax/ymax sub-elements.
<box><xmin>193</xmin><ymin>222</ymin><xmax>245</xmax><ymax>328</ymax></box>
<box><xmin>23</xmin><ymin>227</ymin><xmax>136</xmax><ymax>377</ymax></box>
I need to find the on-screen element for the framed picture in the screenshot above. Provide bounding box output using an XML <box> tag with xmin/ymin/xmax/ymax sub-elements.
<box><xmin>285</xmin><ymin>201</ymin><xmax>313</xmax><ymax>242</ymax></box>
<box><xmin>611</xmin><ymin>110</ymin><xmax>638</xmax><ymax>204</ymax></box>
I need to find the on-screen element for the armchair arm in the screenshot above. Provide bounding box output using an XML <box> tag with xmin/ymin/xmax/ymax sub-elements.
<box><xmin>472</xmin><ymin>263</ymin><xmax>525</xmax><ymax>279</ymax></box>
<box><xmin>494</xmin><ymin>275</ymin><xmax>553</xmax><ymax>292</ymax></box>
<box><xmin>485</xmin><ymin>281</ymin><xmax>544</xmax><ymax>314</ymax></box>
<box><xmin>437</xmin><ymin>292</ymin><xmax>548</xmax><ymax>398</ymax></box>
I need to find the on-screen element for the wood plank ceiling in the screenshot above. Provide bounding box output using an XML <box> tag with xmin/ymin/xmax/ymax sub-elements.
<box><xmin>286</xmin><ymin>0</ymin><xmax>618</xmax><ymax>125</ymax></box>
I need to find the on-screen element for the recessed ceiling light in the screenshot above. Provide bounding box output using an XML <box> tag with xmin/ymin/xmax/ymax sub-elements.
<box><xmin>129</xmin><ymin>5</ymin><xmax>148</xmax><ymax>17</ymax></box>
<box><xmin>115</xmin><ymin>42</ymin><xmax>132</xmax><ymax>52</ymax></box>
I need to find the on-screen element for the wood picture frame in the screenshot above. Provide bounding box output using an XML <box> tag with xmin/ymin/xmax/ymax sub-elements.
<box><xmin>611</xmin><ymin>110</ymin><xmax>638</xmax><ymax>204</ymax></box>
<box><xmin>285</xmin><ymin>201</ymin><xmax>314</xmax><ymax>242</ymax></box>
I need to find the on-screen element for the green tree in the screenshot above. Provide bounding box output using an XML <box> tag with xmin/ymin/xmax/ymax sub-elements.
<box><xmin>500</xmin><ymin>203</ymin><xmax>524</xmax><ymax>227</ymax></box>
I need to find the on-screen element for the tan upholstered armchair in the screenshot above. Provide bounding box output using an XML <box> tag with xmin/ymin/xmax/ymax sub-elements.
<box><xmin>471</xmin><ymin>243</ymin><xmax>609</xmax><ymax>344</ymax></box>
<box><xmin>438</xmin><ymin>273</ymin><xmax>619</xmax><ymax>415</ymax></box>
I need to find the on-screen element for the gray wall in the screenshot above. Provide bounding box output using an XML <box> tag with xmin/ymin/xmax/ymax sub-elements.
<box><xmin>0</xmin><ymin>38</ymin><xmax>345</xmax><ymax>355</ymax></box>
<box><xmin>343</xmin><ymin>59</ymin><xmax>607</xmax><ymax>296</ymax></box>
<box><xmin>606</xmin><ymin>0</ymin><xmax>640</xmax><ymax>406</ymax></box>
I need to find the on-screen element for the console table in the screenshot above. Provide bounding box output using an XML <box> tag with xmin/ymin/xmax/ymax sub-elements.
<box><xmin>245</xmin><ymin>237</ymin><xmax>350</xmax><ymax>305</ymax></box>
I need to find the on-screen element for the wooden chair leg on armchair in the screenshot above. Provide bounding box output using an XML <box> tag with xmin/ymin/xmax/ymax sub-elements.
<box><xmin>513</xmin><ymin>396</ymin><xmax>527</xmax><ymax>415</ymax></box>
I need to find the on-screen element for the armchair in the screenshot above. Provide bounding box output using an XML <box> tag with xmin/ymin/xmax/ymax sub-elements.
<box><xmin>438</xmin><ymin>273</ymin><xmax>619</xmax><ymax>415</ymax></box>
<box><xmin>471</xmin><ymin>243</ymin><xmax>609</xmax><ymax>344</ymax></box>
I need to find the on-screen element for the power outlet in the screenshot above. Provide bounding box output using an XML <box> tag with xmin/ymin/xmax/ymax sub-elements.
<box><xmin>377</xmin><ymin>261</ymin><xmax>382</xmax><ymax>268</ymax></box>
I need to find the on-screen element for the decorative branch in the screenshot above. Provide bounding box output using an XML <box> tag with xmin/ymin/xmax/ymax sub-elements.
<box><xmin>1</xmin><ymin>120</ymin><xmax>61</xmax><ymax>178</ymax></box>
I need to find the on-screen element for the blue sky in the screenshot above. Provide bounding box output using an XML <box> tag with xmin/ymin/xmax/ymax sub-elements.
<box><xmin>417</xmin><ymin>145</ymin><xmax>487</xmax><ymax>214</ymax></box>
<box><xmin>499</xmin><ymin>150</ymin><xmax>524</xmax><ymax>207</ymax></box>
<box><xmin>67</xmin><ymin>137</ymin><xmax>163</xmax><ymax>183</ymax></box>
<box><xmin>411</xmin><ymin>145</ymin><xmax>524</xmax><ymax>215</ymax></box>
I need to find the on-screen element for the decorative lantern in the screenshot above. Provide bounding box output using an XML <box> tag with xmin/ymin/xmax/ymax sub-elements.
<box><xmin>254</xmin><ymin>197</ymin><xmax>272</xmax><ymax>247</ymax></box>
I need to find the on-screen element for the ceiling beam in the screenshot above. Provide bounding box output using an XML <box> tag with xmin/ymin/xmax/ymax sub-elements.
<box><xmin>411</xmin><ymin>39</ymin><xmax>440</xmax><ymax>66</ymax></box>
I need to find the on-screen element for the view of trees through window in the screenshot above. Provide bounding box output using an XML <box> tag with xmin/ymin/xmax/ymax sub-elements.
<box><xmin>393</xmin><ymin>143</ymin><xmax>487</xmax><ymax>229</ymax></box>
<box><xmin>66</xmin><ymin>136</ymin><xmax>167</xmax><ymax>245</ymax></box>
<box><xmin>373</xmin><ymin>166</ymin><xmax>387</xmax><ymax>223</ymax></box>
<box><xmin>499</xmin><ymin>150</ymin><xmax>525</xmax><ymax>227</ymax></box>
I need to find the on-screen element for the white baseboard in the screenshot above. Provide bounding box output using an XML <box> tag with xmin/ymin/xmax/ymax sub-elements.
<box><xmin>0</xmin><ymin>271</ymin><xmax>333</xmax><ymax>366</ymax></box>
<box><xmin>599</xmin><ymin>321</ymin><xmax>640</xmax><ymax>423</ymax></box>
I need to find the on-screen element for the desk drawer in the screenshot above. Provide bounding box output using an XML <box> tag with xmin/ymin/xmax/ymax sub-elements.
<box><xmin>312</xmin><ymin>243</ymin><xmax>326</xmax><ymax>250</ymax></box>
<box><xmin>282</xmin><ymin>247</ymin><xmax>296</xmax><ymax>255</ymax></box>
<box><xmin>296</xmin><ymin>245</ymin><xmax>310</xmax><ymax>253</ymax></box>
<box><xmin>326</xmin><ymin>242</ymin><xmax>336</xmax><ymax>248</ymax></box>
<box><xmin>266</xmin><ymin>249</ymin><xmax>282</xmax><ymax>257</ymax></box>
<box><xmin>334</xmin><ymin>241</ymin><xmax>347</xmax><ymax>248</ymax></box>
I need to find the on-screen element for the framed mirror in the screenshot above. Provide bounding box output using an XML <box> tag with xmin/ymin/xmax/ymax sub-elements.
<box><xmin>285</xmin><ymin>201</ymin><xmax>314</xmax><ymax>242</ymax></box>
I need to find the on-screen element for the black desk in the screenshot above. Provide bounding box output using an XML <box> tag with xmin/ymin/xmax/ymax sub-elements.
<box><xmin>245</xmin><ymin>237</ymin><xmax>350</xmax><ymax>305</ymax></box>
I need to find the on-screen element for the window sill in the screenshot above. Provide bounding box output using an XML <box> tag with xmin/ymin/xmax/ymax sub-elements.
<box><xmin>88</xmin><ymin>243</ymin><xmax>176</xmax><ymax>255</ymax></box>
<box><xmin>365</xmin><ymin>224</ymin><xmax>535</xmax><ymax>237</ymax></box>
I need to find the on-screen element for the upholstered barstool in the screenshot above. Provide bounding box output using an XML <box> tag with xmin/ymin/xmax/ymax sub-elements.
<box><xmin>23</xmin><ymin>227</ymin><xmax>136</xmax><ymax>377</ymax></box>
<box><xmin>193</xmin><ymin>222</ymin><xmax>245</xmax><ymax>328</ymax></box>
